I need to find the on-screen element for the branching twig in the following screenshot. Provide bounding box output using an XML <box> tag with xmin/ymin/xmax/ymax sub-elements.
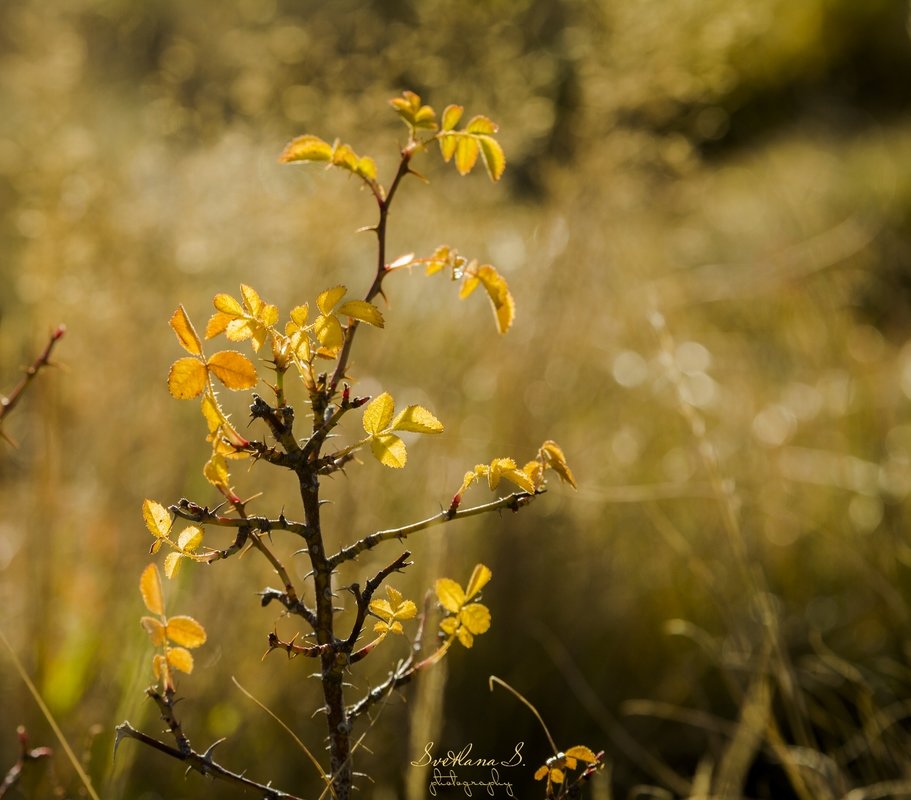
<box><xmin>0</xmin><ymin>325</ymin><xmax>65</xmax><ymax>446</ymax></box>
<box><xmin>0</xmin><ymin>727</ymin><xmax>53</xmax><ymax>799</ymax></box>
<box><xmin>343</xmin><ymin>551</ymin><xmax>412</xmax><ymax>653</ymax></box>
<box><xmin>171</xmin><ymin>499</ymin><xmax>309</xmax><ymax>538</ymax></box>
<box><xmin>329</xmin><ymin>491</ymin><xmax>539</xmax><ymax>568</ymax></box>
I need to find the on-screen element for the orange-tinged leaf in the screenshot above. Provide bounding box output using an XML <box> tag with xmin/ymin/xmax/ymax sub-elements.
<box><xmin>550</xmin><ymin>768</ymin><xmax>566</xmax><ymax>784</ymax></box>
<box><xmin>164</xmin><ymin>551</ymin><xmax>183</xmax><ymax>579</ymax></box>
<box><xmin>279</xmin><ymin>134</ymin><xmax>333</xmax><ymax>164</ymax></box>
<box><xmin>435</xmin><ymin>578</ymin><xmax>465</xmax><ymax>613</ymax></box>
<box><xmin>370</xmin><ymin>433</ymin><xmax>407</xmax><ymax>468</ymax></box>
<box><xmin>465</xmin><ymin>563</ymin><xmax>492</xmax><ymax>599</ymax></box>
<box><xmin>460</xmin><ymin>603</ymin><xmax>491</xmax><ymax>635</ymax></box>
<box><xmin>166</xmin><ymin>646</ymin><xmax>194</xmax><ymax>674</ymax></box>
<box><xmin>167</xmin><ymin>357</ymin><xmax>208</xmax><ymax>400</ymax></box>
<box><xmin>313</xmin><ymin>314</ymin><xmax>344</xmax><ymax>349</ymax></box>
<box><xmin>140</xmin><ymin>616</ymin><xmax>166</xmax><ymax>646</ymax></box>
<box><xmin>454</xmin><ymin>136</ymin><xmax>480</xmax><ymax>176</ymax></box>
<box><xmin>166</xmin><ymin>615</ymin><xmax>207</xmax><ymax>648</ymax></box>
<box><xmin>362</xmin><ymin>392</ymin><xmax>395</xmax><ymax>435</ymax></box>
<box><xmin>477</xmin><ymin>265</ymin><xmax>515</xmax><ymax>334</ymax></box>
<box><xmin>466</xmin><ymin>115</ymin><xmax>498</xmax><ymax>135</ymax></box>
<box><xmin>177</xmin><ymin>526</ymin><xmax>203</xmax><ymax>553</ymax></box>
<box><xmin>213</xmin><ymin>293</ymin><xmax>244</xmax><ymax>317</ymax></box>
<box><xmin>541</xmin><ymin>440</ymin><xmax>577</xmax><ymax>489</ymax></box>
<box><xmin>337</xmin><ymin>300</ymin><xmax>384</xmax><ymax>328</ymax></box>
<box><xmin>208</xmin><ymin>350</ymin><xmax>258</xmax><ymax>390</ymax></box>
<box><xmin>143</xmin><ymin>499</ymin><xmax>171</xmax><ymax>539</ymax></box>
<box><xmin>565</xmin><ymin>746</ymin><xmax>598</xmax><ymax>763</ymax></box>
<box><xmin>534</xmin><ymin>766</ymin><xmax>549</xmax><ymax>781</ymax></box>
<box><xmin>225</xmin><ymin>317</ymin><xmax>256</xmax><ymax>342</ymax></box>
<box><xmin>140</xmin><ymin>564</ymin><xmax>164</xmax><ymax>616</ymax></box>
<box><xmin>478</xmin><ymin>135</ymin><xmax>506</xmax><ymax>182</ymax></box>
<box><xmin>317</xmin><ymin>286</ymin><xmax>346</xmax><ymax>315</ymax></box>
<box><xmin>170</xmin><ymin>306</ymin><xmax>203</xmax><ymax>355</ymax></box>
<box><xmin>205</xmin><ymin>311</ymin><xmax>233</xmax><ymax>339</ymax></box>
<box><xmin>391</xmin><ymin>405</ymin><xmax>443</xmax><ymax>434</ymax></box>
<box><xmin>260</xmin><ymin>303</ymin><xmax>279</xmax><ymax>327</ymax></box>
<box><xmin>441</xmin><ymin>104</ymin><xmax>463</xmax><ymax>131</ymax></box>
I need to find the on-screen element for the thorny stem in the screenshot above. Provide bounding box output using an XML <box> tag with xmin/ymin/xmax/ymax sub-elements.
<box><xmin>0</xmin><ymin>727</ymin><xmax>52</xmax><ymax>799</ymax></box>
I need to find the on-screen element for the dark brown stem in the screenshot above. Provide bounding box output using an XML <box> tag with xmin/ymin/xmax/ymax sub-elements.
<box><xmin>342</xmin><ymin>551</ymin><xmax>412</xmax><ymax>653</ymax></box>
<box><xmin>0</xmin><ymin>726</ymin><xmax>53</xmax><ymax>799</ymax></box>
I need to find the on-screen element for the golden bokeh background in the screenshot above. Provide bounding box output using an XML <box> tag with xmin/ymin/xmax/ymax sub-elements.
<box><xmin>2</xmin><ymin>1</ymin><xmax>911</xmax><ymax>797</ymax></box>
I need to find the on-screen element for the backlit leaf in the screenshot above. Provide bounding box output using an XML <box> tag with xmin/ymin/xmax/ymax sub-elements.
<box><xmin>465</xmin><ymin>563</ymin><xmax>492</xmax><ymax>599</ymax></box>
<box><xmin>204</xmin><ymin>453</ymin><xmax>230</xmax><ymax>489</ymax></box>
<box><xmin>208</xmin><ymin>350</ymin><xmax>258</xmax><ymax>390</ymax></box>
<box><xmin>313</xmin><ymin>314</ymin><xmax>344</xmax><ymax>349</ymax></box>
<box><xmin>177</xmin><ymin>526</ymin><xmax>203</xmax><ymax>553</ymax></box>
<box><xmin>140</xmin><ymin>564</ymin><xmax>164</xmax><ymax>616</ymax></box>
<box><xmin>370</xmin><ymin>433</ymin><xmax>407</xmax><ymax>468</ymax></box>
<box><xmin>356</xmin><ymin>156</ymin><xmax>377</xmax><ymax>181</ymax></box>
<box><xmin>541</xmin><ymin>440</ymin><xmax>577</xmax><ymax>489</ymax></box>
<box><xmin>143</xmin><ymin>499</ymin><xmax>171</xmax><ymax>539</ymax></box>
<box><xmin>534</xmin><ymin>766</ymin><xmax>549</xmax><ymax>781</ymax></box>
<box><xmin>170</xmin><ymin>306</ymin><xmax>202</xmax><ymax>355</ymax></box>
<box><xmin>488</xmin><ymin>458</ymin><xmax>518</xmax><ymax>490</ymax></box>
<box><xmin>140</xmin><ymin>616</ymin><xmax>166</xmax><ymax>646</ymax></box>
<box><xmin>152</xmin><ymin>653</ymin><xmax>166</xmax><ymax>682</ymax></box>
<box><xmin>167</xmin><ymin>357</ymin><xmax>208</xmax><ymax>400</ymax></box>
<box><xmin>392</xmin><ymin>405</ymin><xmax>444</xmax><ymax>434</ymax></box>
<box><xmin>213</xmin><ymin>293</ymin><xmax>244</xmax><ymax>316</ymax></box>
<box><xmin>440</xmin><ymin>617</ymin><xmax>459</xmax><ymax>635</ymax></box>
<box><xmin>439</xmin><ymin>132</ymin><xmax>458</xmax><ymax>162</ymax></box>
<box><xmin>337</xmin><ymin>300</ymin><xmax>384</xmax><ymax>328</ymax></box>
<box><xmin>225</xmin><ymin>317</ymin><xmax>256</xmax><ymax>342</ymax></box>
<box><xmin>317</xmin><ymin>286</ymin><xmax>346</xmax><ymax>315</ymax></box>
<box><xmin>166</xmin><ymin>646</ymin><xmax>194</xmax><ymax>674</ymax></box>
<box><xmin>441</xmin><ymin>104</ymin><xmax>463</xmax><ymax>131</ymax></box>
<box><xmin>240</xmin><ymin>284</ymin><xmax>264</xmax><ymax>316</ymax></box>
<box><xmin>363</xmin><ymin>392</ymin><xmax>395</xmax><ymax>435</ymax></box>
<box><xmin>164</xmin><ymin>551</ymin><xmax>183</xmax><ymax>579</ymax></box>
<box><xmin>279</xmin><ymin>134</ymin><xmax>333</xmax><ymax>164</ymax></box>
<box><xmin>331</xmin><ymin>143</ymin><xmax>358</xmax><ymax>171</ymax></box>
<box><xmin>456</xmin><ymin>627</ymin><xmax>475</xmax><ymax>648</ymax></box>
<box><xmin>550</xmin><ymin>768</ymin><xmax>566</xmax><ymax>784</ymax></box>
<box><xmin>166</xmin><ymin>616</ymin><xmax>207</xmax><ymax>648</ymax></box>
<box><xmin>290</xmin><ymin>304</ymin><xmax>309</xmax><ymax>327</ymax></box>
<box><xmin>466</xmin><ymin>115</ymin><xmax>498</xmax><ymax>135</ymax></box>
<box><xmin>386</xmin><ymin>585</ymin><xmax>403</xmax><ymax>607</ymax></box>
<box><xmin>205</xmin><ymin>311</ymin><xmax>233</xmax><ymax>339</ymax></box>
<box><xmin>477</xmin><ymin>265</ymin><xmax>515</xmax><ymax>334</ymax></box>
<box><xmin>460</xmin><ymin>603</ymin><xmax>491</xmax><ymax>635</ymax></box>
<box><xmin>459</xmin><ymin>274</ymin><xmax>480</xmax><ymax>299</ymax></box>
<box><xmin>435</xmin><ymin>578</ymin><xmax>465</xmax><ymax>613</ymax></box>
<box><xmin>370</xmin><ymin>600</ymin><xmax>394</xmax><ymax>620</ymax></box>
<box><xmin>454</xmin><ymin>136</ymin><xmax>480</xmax><ymax>176</ymax></box>
<box><xmin>565</xmin><ymin>746</ymin><xmax>598</xmax><ymax>763</ymax></box>
<box><xmin>396</xmin><ymin>600</ymin><xmax>417</xmax><ymax>619</ymax></box>
<box><xmin>478</xmin><ymin>135</ymin><xmax>506</xmax><ymax>182</ymax></box>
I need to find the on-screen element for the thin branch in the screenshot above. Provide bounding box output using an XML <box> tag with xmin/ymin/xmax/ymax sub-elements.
<box><xmin>260</xmin><ymin>589</ymin><xmax>319</xmax><ymax>628</ymax></box>
<box><xmin>329</xmin><ymin>491</ymin><xmax>538</xmax><ymax>568</ymax></box>
<box><xmin>0</xmin><ymin>727</ymin><xmax>53</xmax><ymax>799</ymax></box>
<box><xmin>171</xmin><ymin>500</ymin><xmax>309</xmax><ymax>537</ymax></box>
<box><xmin>1</xmin><ymin>325</ymin><xmax>65</xmax><ymax>445</ymax></box>
<box><xmin>342</xmin><ymin>551</ymin><xmax>412</xmax><ymax>653</ymax></box>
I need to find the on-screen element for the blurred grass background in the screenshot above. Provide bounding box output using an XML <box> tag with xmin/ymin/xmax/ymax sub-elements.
<box><xmin>3</xmin><ymin>0</ymin><xmax>911</xmax><ymax>797</ymax></box>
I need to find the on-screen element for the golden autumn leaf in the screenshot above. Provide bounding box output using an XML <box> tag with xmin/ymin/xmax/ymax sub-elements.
<box><xmin>165</xmin><ymin>615</ymin><xmax>207</xmax><ymax>648</ymax></box>
<box><xmin>169</xmin><ymin>306</ymin><xmax>202</xmax><ymax>356</ymax></box>
<box><xmin>205</xmin><ymin>311</ymin><xmax>233</xmax><ymax>340</ymax></box>
<box><xmin>478</xmin><ymin>135</ymin><xmax>506</xmax><ymax>182</ymax></box>
<box><xmin>465</xmin><ymin>563</ymin><xmax>492</xmax><ymax>599</ymax></box>
<box><xmin>392</xmin><ymin>405</ymin><xmax>444</xmax><ymax>434</ymax></box>
<box><xmin>207</xmin><ymin>350</ymin><xmax>258</xmax><ymax>390</ymax></box>
<box><xmin>164</xmin><ymin>552</ymin><xmax>183</xmax><ymax>579</ymax></box>
<box><xmin>565</xmin><ymin>746</ymin><xmax>599</xmax><ymax>763</ymax></box>
<box><xmin>140</xmin><ymin>616</ymin><xmax>166</xmax><ymax>646</ymax></box>
<box><xmin>140</xmin><ymin>564</ymin><xmax>164</xmax><ymax>616</ymax></box>
<box><xmin>362</xmin><ymin>392</ymin><xmax>395</xmax><ymax>435</ymax></box>
<box><xmin>441</xmin><ymin>104</ymin><xmax>463</xmax><ymax>131</ymax></box>
<box><xmin>176</xmin><ymin>526</ymin><xmax>203</xmax><ymax>553</ymax></box>
<box><xmin>167</xmin><ymin>357</ymin><xmax>208</xmax><ymax>400</ymax></box>
<box><xmin>476</xmin><ymin>265</ymin><xmax>515</xmax><ymax>334</ymax></box>
<box><xmin>337</xmin><ymin>299</ymin><xmax>384</xmax><ymax>328</ymax></box>
<box><xmin>166</xmin><ymin>646</ymin><xmax>194</xmax><ymax>674</ymax></box>
<box><xmin>460</xmin><ymin>603</ymin><xmax>492</xmax><ymax>635</ymax></box>
<box><xmin>142</xmin><ymin>499</ymin><xmax>171</xmax><ymax>539</ymax></box>
<box><xmin>370</xmin><ymin>433</ymin><xmax>407</xmax><ymax>468</ymax></box>
<box><xmin>213</xmin><ymin>293</ymin><xmax>244</xmax><ymax>316</ymax></box>
<box><xmin>279</xmin><ymin>134</ymin><xmax>334</xmax><ymax>164</ymax></box>
<box><xmin>435</xmin><ymin>578</ymin><xmax>465</xmax><ymax>614</ymax></box>
<box><xmin>540</xmin><ymin>440</ymin><xmax>577</xmax><ymax>489</ymax></box>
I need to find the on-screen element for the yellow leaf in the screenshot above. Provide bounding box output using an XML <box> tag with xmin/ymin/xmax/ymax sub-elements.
<box><xmin>290</xmin><ymin>304</ymin><xmax>309</xmax><ymax>327</ymax></box>
<box><xmin>391</xmin><ymin>405</ymin><xmax>444</xmax><ymax>434</ymax></box>
<box><xmin>550</xmin><ymin>767</ymin><xmax>565</xmax><ymax>784</ymax></box>
<box><xmin>203</xmin><ymin>453</ymin><xmax>230</xmax><ymax>489</ymax></box>
<box><xmin>465</xmin><ymin>563</ymin><xmax>492</xmax><ymax>599</ymax></box>
<box><xmin>356</xmin><ymin>156</ymin><xmax>377</xmax><ymax>181</ymax></box>
<box><xmin>205</xmin><ymin>311</ymin><xmax>233</xmax><ymax>339</ymax></box>
<box><xmin>225</xmin><ymin>317</ymin><xmax>256</xmax><ymax>342</ymax></box>
<box><xmin>240</xmin><ymin>284</ymin><xmax>264</xmax><ymax>316</ymax></box>
<box><xmin>279</xmin><ymin>134</ymin><xmax>333</xmax><ymax>164</ymax></box>
<box><xmin>534</xmin><ymin>766</ymin><xmax>549</xmax><ymax>781</ymax></box>
<box><xmin>386</xmin><ymin>585</ymin><xmax>403</xmax><ymax>607</ymax></box>
<box><xmin>540</xmin><ymin>440</ymin><xmax>577</xmax><ymax>489</ymax></box>
<box><xmin>456</xmin><ymin>626</ymin><xmax>475</xmax><ymax>648</ymax></box>
<box><xmin>150</xmin><ymin>540</ymin><xmax>163</xmax><ymax>555</ymax></box>
<box><xmin>460</xmin><ymin>603</ymin><xmax>491</xmax><ymax>635</ymax></box>
<box><xmin>142</xmin><ymin>499</ymin><xmax>171</xmax><ymax>539</ymax></box>
<box><xmin>478</xmin><ymin>135</ymin><xmax>506</xmax><ymax>182</ymax></box>
<box><xmin>369</xmin><ymin>599</ymin><xmax>394</xmax><ymax>620</ymax></box>
<box><xmin>337</xmin><ymin>299</ymin><xmax>384</xmax><ymax>328</ymax></box>
<box><xmin>454</xmin><ymin>136</ymin><xmax>479</xmax><ymax>176</ymax></box>
<box><xmin>459</xmin><ymin>273</ymin><xmax>480</xmax><ymax>299</ymax></box>
<box><xmin>438</xmin><ymin>132</ymin><xmax>458</xmax><ymax>162</ymax></box>
<box><xmin>370</xmin><ymin>433</ymin><xmax>407</xmax><ymax>468</ymax></box>
<box><xmin>502</xmin><ymin>468</ymin><xmax>536</xmax><ymax>494</ymax></box>
<box><xmin>396</xmin><ymin>600</ymin><xmax>418</xmax><ymax>620</ymax></box>
<box><xmin>435</xmin><ymin>578</ymin><xmax>465</xmax><ymax>613</ymax></box>
<box><xmin>477</xmin><ymin>265</ymin><xmax>515</xmax><ymax>334</ymax></box>
<box><xmin>565</xmin><ymin>746</ymin><xmax>598</xmax><ymax>763</ymax></box>
<box><xmin>140</xmin><ymin>616</ymin><xmax>166</xmax><ymax>646</ymax></box>
<box><xmin>362</xmin><ymin>392</ymin><xmax>395</xmax><ymax>435</ymax></box>
<box><xmin>152</xmin><ymin>653</ymin><xmax>166</xmax><ymax>682</ymax></box>
<box><xmin>164</xmin><ymin>551</ymin><xmax>183</xmax><ymax>579</ymax></box>
<box><xmin>441</xmin><ymin>104</ymin><xmax>463</xmax><ymax>131</ymax></box>
<box><xmin>313</xmin><ymin>314</ymin><xmax>344</xmax><ymax>349</ymax></box>
<box><xmin>169</xmin><ymin>306</ymin><xmax>202</xmax><ymax>356</ymax></box>
<box><xmin>167</xmin><ymin>357</ymin><xmax>208</xmax><ymax>400</ymax></box>
<box><xmin>488</xmin><ymin>458</ymin><xmax>517</xmax><ymax>490</ymax></box>
<box><xmin>200</xmin><ymin>395</ymin><xmax>222</xmax><ymax>433</ymax></box>
<box><xmin>213</xmin><ymin>293</ymin><xmax>244</xmax><ymax>317</ymax></box>
<box><xmin>317</xmin><ymin>286</ymin><xmax>347</xmax><ymax>315</ymax></box>
<box><xmin>166</xmin><ymin>646</ymin><xmax>194</xmax><ymax>674</ymax></box>
<box><xmin>466</xmin><ymin>115</ymin><xmax>498</xmax><ymax>135</ymax></box>
<box><xmin>140</xmin><ymin>564</ymin><xmax>164</xmax><ymax>616</ymax></box>
<box><xmin>166</xmin><ymin>615</ymin><xmax>207</xmax><ymax>648</ymax></box>
<box><xmin>331</xmin><ymin>143</ymin><xmax>358</xmax><ymax>171</ymax></box>
<box><xmin>177</xmin><ymin>526</ymin><xmax>203</xmax><ymax>553</ymax></box>
<box><xmin>208</xmin><ymin>350</ymin><xmax>258</xmax><ymax>390</ymax></box>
